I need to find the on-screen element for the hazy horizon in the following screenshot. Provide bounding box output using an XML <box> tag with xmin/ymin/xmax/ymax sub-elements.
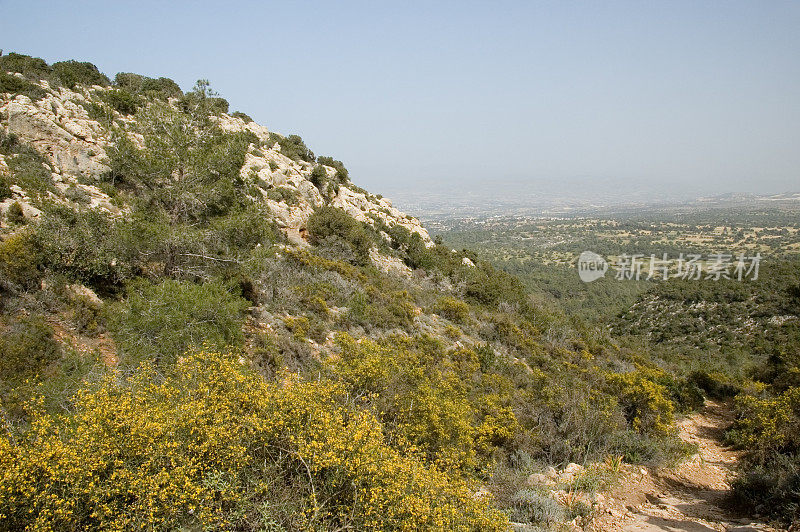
<box><xmin>2</xmin><ymin>0</ymin><xmax>798</xmax><ymax>204</ymax></box>
<box><xmin>378</xmin><ymin>173</ymin><xmax>800</xmax><ymax>210</ymax></box>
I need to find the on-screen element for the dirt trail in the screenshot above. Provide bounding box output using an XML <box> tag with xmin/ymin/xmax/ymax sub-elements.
<box><xmin>591</xmin><ymin>400</ymin><xmax>782</xmax><ymax>532</ymax></box>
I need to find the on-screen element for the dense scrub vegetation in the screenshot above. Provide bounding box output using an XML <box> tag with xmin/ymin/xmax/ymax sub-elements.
<box><xmin>0</xmin><ymin>351</ymin><xmax>506</xmax><ymax>530</ymax></box>
<box><xmin>0</xmin><ymin>52</ymin><xmax>111</xmax><ymax>92</ymax></box>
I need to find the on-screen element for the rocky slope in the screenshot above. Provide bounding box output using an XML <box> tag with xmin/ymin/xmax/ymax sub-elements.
<box><xmin>0</xmin><ymin>74</ymin><xmax>431</xmax><ymax>252</ymax></box>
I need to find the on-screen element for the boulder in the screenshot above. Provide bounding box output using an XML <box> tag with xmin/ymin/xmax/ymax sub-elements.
<box><xmin>560</xmin><ymin>462</ymin><xmax>584</xmax><ymax>482</ymax></box>
<box><xmin>526</xmin><ymin>473</ymin><xmax>551</xmax><ymax>486</ymax></box>
<box><xmin>67</xmin><ymin>283</ymin><xmax>103</xmax><ymax>307</ymax></box>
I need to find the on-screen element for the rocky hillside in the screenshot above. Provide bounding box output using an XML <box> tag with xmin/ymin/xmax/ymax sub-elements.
<box><xmin>0</xmin><ymin>62</ymin><xmax>430</xmax><ymax>251</ymax></box>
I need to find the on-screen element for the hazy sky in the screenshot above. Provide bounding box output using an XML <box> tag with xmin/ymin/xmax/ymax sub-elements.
<box><xmin>2</xmin><ymin>1</ymin><xmax>798</xmax><ymax>202</ymax></box>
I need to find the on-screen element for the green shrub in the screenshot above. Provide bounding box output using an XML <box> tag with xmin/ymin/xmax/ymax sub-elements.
<box><xmin>207</xmin><ymin>96</ymin><xmax>229</xmax><ymax>114</ymax></box>
<box><xmin>102</xmin><ymin>130</ymin><xmax>146</xmax><ymax>188</ymax></box>
<box><xmin>109</xmin><ymin>279</ymin><xmax>249</xmax><ymax>367</ymax></box>
<box><xmin>100</xmin><ymin>88</ymin><xmax>141</xmax><ymax>114</ymax></box>
<box><xmin>115</xmin><ymin>72</ymin><xmax>182</xmax><ymax>99</ymax></box>
<box><xmin>63</xmin><ymin>184</ymin><xmax>91</xmax><ymax>204</ymax></box>
<box><xmin>140</xmin><ymin>76</ymin><xmax>183</xmax><ymax>98</ymax></box>
<box><xmin>52</xmin><ymin>60</ymin><xmax>110</xmax><ymax>88</ymax></box>
<box><xmin>0</xmin><ymin>52</ymin><xmax>51</xmax><ymax>79</ymax></box>
<box><xmin>0</xmin><ymin>312</ymin><xmax>65</xmax><ymax>418</ymax></box>
<box><xmin>386</xmin><ymin>225</ymin><xmax>474</xmax><ymax>276</ymax></box>
<box><xmin>348</xmin><ymin>289</ymin><xmax>418</xmax><ymax>330</ymax></box>
<box><xmin>732</xmin><ymin>453</ymin><xmax>800</xmax><ymax>524</ymax></box>
<box><xmin>317</xmin><ymin>156</ymin><xmax>349</xmax><ymax>182</ymax></box>
<box><xmin>0</xmin><ymin>71</ymin><xmax>46</xmax><ymax>100</ymax></box>
<box><xmin>434</xmin><ymin>296</ymin><xmax>471</xmax><ymax>324</ymax></box>
<box><xmin>309</xmin><ymin>164</ymin><xmax>328</xmax><ymax>188</ymax></box>
<box><xmin>610</xmin><ymin>430</ymin><xmax>695</xmax><ymax>466</ymax></box>
<box><xmin>388</xmin><ymin>224</ymin><xmax>433</xmax><ymax>269</ymax></box>
<box><xmin>0</xmin><ymin>130</ymin><xmax>55</xmax><ymax>196</ymax></box>
<box><xmin>76</xmin><ymin>98</ymin><xmax>113</xmax><ymax>123</ymax></box>
<box><xmin>68</xmin><ymin>292</ymin><xmax>103</xmax><ymax>335</ymax></box>
<box><xmin>178</xmin><ymin>80</ymin><xmax>229</xmax><ymax>117</ymax></box>
<box><xmin>509</xmin><ymin>488</ymin><xmax>565</xmax><ymax>526</ymax></box>
<box><xmin>688</xmin><ymin>370</ymin><xmax>739</xmax><ymax>399</ymax></box>
<box><xmin>268</xmin><ymin>133</ymin><xmax>315</xmax><ymax>162</ymax></box>
<box><xmin>231</xmin><ymin>111</ymin><xmax>253</xmax><ymax>123</ymax></box>
<box><xmin>0</xmin><ymin>314</ymin><xmax>61</xmax><ymax>382</ymax></box>
<box><xmin>105</xmin><ymin>101</ymin><xmax>256</xmax><ymax>220</ymax></box>
<box><xmin>512</xmin><ymin>380</ymin><xmax>629</xmax><ymax>465</ymax></box>
<box><xmin>291</xmin><ymin>281</ymin><xmax>338</xmax><ymax>315</ymax></box>
<box><xmin>667</xmin><ymin>378</ymin><xmax>705</xmax><ymax>412</ymax></box>
<box><xmin>266</xmin><ymin>186</ymin><xmax>300</xmax><ymax>205</ymax></box>
<box><xmin>463</xmin><ymin>262</ymin><xmax>526</xmax><ymax>307</ymax></box>
<box><xmin>208</xmin><ymin>205</ymin><xmax>280</xmax><ymax>254</ymax></box>
<box><xmin>0</xmin><ymin>230</ymin><xmax>41</xmax><ymax>287</ymax></box>
<box><xmin>307</xmin><ymin>206</ymin><xmax>373</xmax><ymax>266</ymax></box>
<box><xmin>34</xmin><ymin>205</ymin><xmax>133</xmax><ymax>290</ymax></box>
<box><xmin>0</xmin><ymin>174</ymin><xmax>11</xmax><ymax>200</ymax></box>
<box><xmin>113</xmin><ymin>72</ymin><xmax>144</xmax><ymax>91</ymax></box>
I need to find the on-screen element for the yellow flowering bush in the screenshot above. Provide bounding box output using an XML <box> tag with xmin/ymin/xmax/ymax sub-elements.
<box><xmin>0</xmin><ymin>350</ymin><xmax>507</xmax><ymax>531</ymax></box>
<box><xmin>434</xmin><ymin>296</ymin><xmax>471</xmax><ymax>324</ymax></box>
<box><xmin>605</xmin><ymin>370</ymin><xmax>675</xmax><ymax>436</ymax></box>
<box><xmin>729</xmin><ymin>386</ymin><xmax>800</xmax><ymax>523</ymax></box>
<box><xmin>730</xmin><ymin>386</ymin><xmax>800</xmax><ymax>459</ymax></box>
<box><xmin>331</xmin><ymin>334</ymin><xmax>519</xmax><ymax>471</ymax></box>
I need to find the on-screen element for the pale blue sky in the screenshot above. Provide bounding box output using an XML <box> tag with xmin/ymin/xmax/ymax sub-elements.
<box><xmin>2</xmin><ymin>1</ymin><xmax>798</xmax><ymax>202</ymax></box>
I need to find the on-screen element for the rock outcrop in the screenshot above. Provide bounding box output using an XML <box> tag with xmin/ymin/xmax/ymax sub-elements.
<box><xmin>1</xmin><ymin>89</ymin><xmax>110</xmax><ymax>178</ymax></box>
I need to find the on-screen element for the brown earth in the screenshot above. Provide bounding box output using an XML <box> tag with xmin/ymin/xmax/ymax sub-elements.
<box><xmin>51</xmin><ymin>320</ymin><xmax>118</xmax><ymax>366</ymax></box>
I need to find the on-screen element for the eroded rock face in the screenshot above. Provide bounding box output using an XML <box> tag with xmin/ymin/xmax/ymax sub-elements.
<box><xmin>1</xmin><ymin>90</ymin><xmax>110</xmax><ymax>179</ymax></box>
<box><xmin>332</xmin><ymin>186</ymin><xmax>433</xmax><ymax>247</ymax></box>
<box><xmin>369</xmin><ymin>248</ymin><xmax>412</xmax><ymax>276</ymax></box>
<box><xmin>213</xmin><ymin>113</ymin><xmax>272</xmax><ymax>144</ymax></box>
